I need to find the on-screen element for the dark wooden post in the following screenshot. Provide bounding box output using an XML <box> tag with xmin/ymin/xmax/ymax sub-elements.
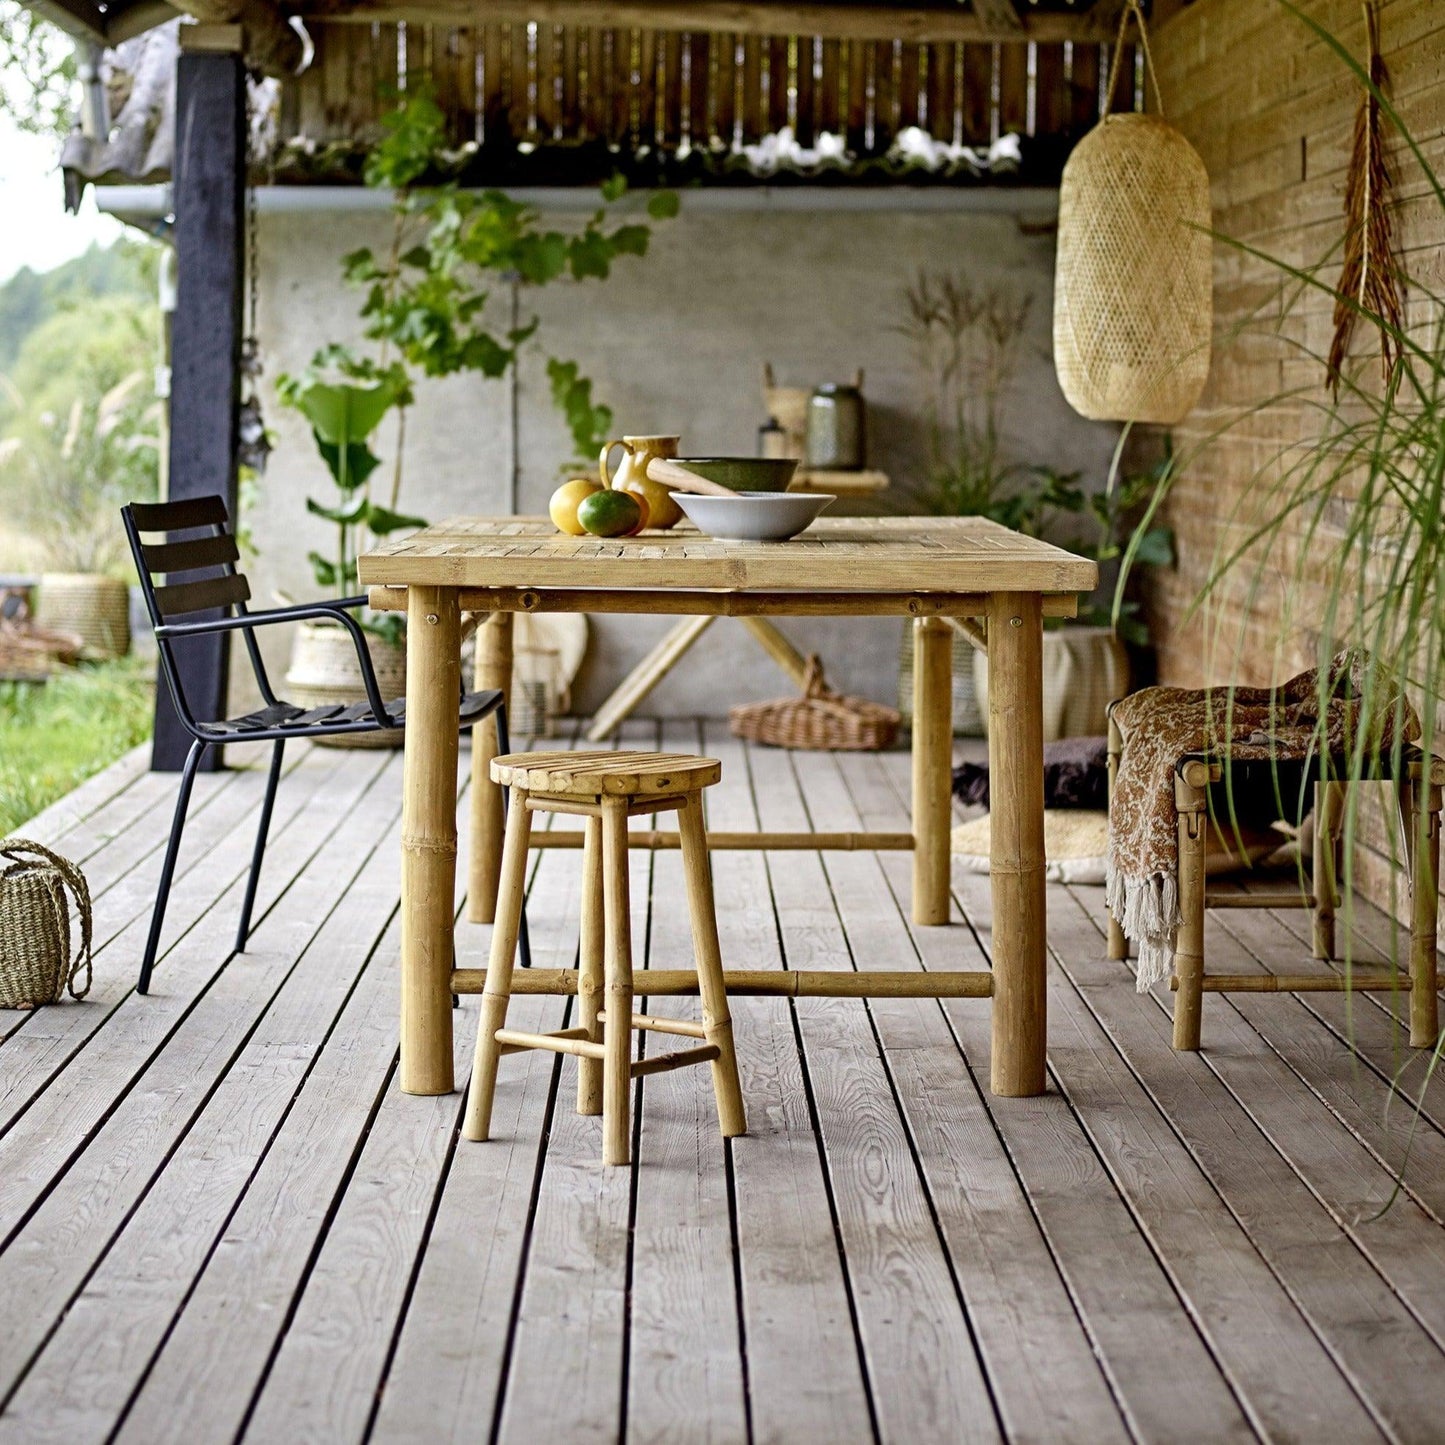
<box><xmin>151</xmin><ymin>27</ymin><xmax>245</xmax><ymax>772</ymax></box>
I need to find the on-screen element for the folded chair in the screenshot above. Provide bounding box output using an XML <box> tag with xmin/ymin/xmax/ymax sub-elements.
<box><xmin>123</xmin><ymin>496</ymin><xmax>524</xmax><ymax>993</ymax></box>
<box><xmin>1107</xmin><ymin>711</ymin><xmax>1444</xmax><ymax>1051</ymax></box>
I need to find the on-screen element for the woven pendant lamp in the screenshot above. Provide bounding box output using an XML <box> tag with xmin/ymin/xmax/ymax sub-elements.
<box><xmin>1053</xmin><ymin>0</ymin><xmax>1212</xmax><ymax>424</ymax></box>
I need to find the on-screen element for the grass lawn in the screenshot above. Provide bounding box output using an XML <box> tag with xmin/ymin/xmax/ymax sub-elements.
<box><xmin>0</xmin><ymin>657</ymin><xmax>154</xmax><ymax>836</ymax></box>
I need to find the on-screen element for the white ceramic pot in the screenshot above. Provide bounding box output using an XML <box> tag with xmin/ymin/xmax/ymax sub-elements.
<box><xmin>284</xmin><ymin>621</ymin><xmax>407</xmax><ymax>748</ymax></box>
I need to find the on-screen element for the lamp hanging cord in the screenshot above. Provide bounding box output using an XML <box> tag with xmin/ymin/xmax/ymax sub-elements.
<box><xmin>1103</xmin><ymin>0</ymin><xmax>1165</xmax><ymax>118</ymax></box>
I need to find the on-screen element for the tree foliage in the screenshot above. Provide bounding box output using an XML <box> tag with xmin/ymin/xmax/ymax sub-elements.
<box><xmin>0</xmin><ymin>1</ymin><xmax>77</xmax><ymax>138</ymax></box>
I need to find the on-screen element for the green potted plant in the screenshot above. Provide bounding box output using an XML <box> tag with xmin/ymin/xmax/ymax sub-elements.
<box><xmin>0</xmin><ymin>369</ymin><xmax>160</xmax><ymax>659</ymax></box>
<box><xmin>973</xmin><ymin>449</ymin><xmax>1176</xmax><ymax>740</ymax></box>
<box><xmin>276</xmin><ymin>357</ymin><xmax>421</xmax><ymax>745</ymax></box>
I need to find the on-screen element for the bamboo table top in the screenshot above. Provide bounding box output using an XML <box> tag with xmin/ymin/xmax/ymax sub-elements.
<box><xmin>358</xmin><ymin>514</ymin><xmax>1098</xmax><ymax>595</ymax></box>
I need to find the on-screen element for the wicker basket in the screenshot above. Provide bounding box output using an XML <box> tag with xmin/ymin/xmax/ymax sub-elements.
<box><xmin>284</xmin><ymin>621</ymin><xmax>408</xmax><ymax>749</ymax></box>
<box><xmin>730</xmin><ymin>656</ymin><xmax>899</xmax><ymax>751</ymax></box>
<box><xmin>1052</xmin><ymin>3</ymin><xmax>1211</xmax><ymax>425</ymax></box>
<box><xmin>0</xmin><ymin>840</ymin><xmax>92</xmax><ymax>1009</ymax></box>
<box><xmin>35</xmin><ymin>574</ymin><xmax>131</xmax><ymax>660</ymax></box>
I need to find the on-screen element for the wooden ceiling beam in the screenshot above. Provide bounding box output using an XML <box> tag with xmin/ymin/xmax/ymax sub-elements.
<box><xmin>22</xmin><ymin>0</ymin><xmax>110</xmax><ymax>45</ymax></box>
<box><xmin>291</xmin><ymin>0</ymin><xmax>1119</xmax><ymax>44</ymax></box>
<box><xmin>170</xmin><ymin>0</ymin><xmax>307</xmax><ymax>73</ymax></box>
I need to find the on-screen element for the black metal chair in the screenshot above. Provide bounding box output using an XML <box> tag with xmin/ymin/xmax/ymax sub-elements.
<box><xmin>123</xmin><ymin>495</ymin><xmax>528</xmax><ymax>993</ymax></box>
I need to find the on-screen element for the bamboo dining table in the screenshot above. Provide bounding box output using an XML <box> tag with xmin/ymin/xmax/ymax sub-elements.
<box><xmin>359</xmin><ymin>515</ymin><xmax>1096</xmax><ymax>1101</ymax></box>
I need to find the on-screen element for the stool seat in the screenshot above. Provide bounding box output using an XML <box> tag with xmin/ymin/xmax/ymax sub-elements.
<box><xmin>490</xmin><ymin>750</ymin><xmax>721</xmax><ymax>798</ymax></box>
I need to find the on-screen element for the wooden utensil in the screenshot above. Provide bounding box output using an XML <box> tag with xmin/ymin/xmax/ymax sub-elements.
<box><xmin>645</xmin><ymin>457</ymin><xmax>739</xmax><ymax>498</ymax></box>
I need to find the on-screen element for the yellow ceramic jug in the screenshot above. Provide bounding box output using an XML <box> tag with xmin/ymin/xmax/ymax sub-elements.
<box><xmin>599</xmin><ymin>434</ymin><xmax>684</xmax><ymax>530</ymax></box>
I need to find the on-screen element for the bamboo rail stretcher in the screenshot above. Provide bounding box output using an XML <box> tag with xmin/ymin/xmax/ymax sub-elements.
<box><xmin>526</xmin><ymin>829</ymin><xmax>916</xmax><ymax>850</ymax></box>
<box><xmin>451</xmin><ymin>967</ymin><xmax>996</xmax><ymax>998</ymax></box>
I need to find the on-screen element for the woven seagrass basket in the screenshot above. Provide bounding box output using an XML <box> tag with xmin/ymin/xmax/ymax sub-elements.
<box><xmin>1052</xmin><ymin>2</ymin><xmax>1212</xmax><ymax>424</ymax></box>
<box><xmin>730</xmin><ymin>657</ymin><xmax>899</xmax><ymax>752</ymax></box>
<box><xmin>35</xmin><ymin>574</ymin><xmax>131</xmax><ymax>660</ymax></box>
<box><xmin>0</xmin><ymin>840</ymin><xmax>93</xmax><ymax>1009</ymax></box>
<box><xmin>284</xmin><ymin>622</ymin><xmax>408</xmax><ymax>749</ymax></box>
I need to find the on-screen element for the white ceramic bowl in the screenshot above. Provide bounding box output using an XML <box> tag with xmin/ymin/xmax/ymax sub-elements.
<box><xmin>675</xmin><ymin>491</ymin><xmax>835</xmax><ymax>542</ymax></box>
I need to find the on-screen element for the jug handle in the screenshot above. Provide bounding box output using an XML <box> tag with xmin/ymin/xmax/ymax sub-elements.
<box><xmin>599</xmin><ymin>439</ymin><xmax>631</xmax><ymax>488</ymax></box>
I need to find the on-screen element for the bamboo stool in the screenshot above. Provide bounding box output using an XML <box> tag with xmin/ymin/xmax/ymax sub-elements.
<box><xmin>462</xmin><ymin>751</ymin><xmax>747</xmax><ymax>1165</ymax></box>
<box><xmin>1107</xmin><ymin>715</ymin><xmax>1444</xmax><ymax>1051</ymax></box>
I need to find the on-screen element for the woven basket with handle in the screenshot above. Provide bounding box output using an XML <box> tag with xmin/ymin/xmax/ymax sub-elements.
<box><xmin>729</xmin><ymin>656</ymin><xmax>900</xmax><ymax>752</ymax></box>
<box><xmin>0</xmin><ymin>840</ymin><xmax>93</xmax><ymax>1009</ymax></box>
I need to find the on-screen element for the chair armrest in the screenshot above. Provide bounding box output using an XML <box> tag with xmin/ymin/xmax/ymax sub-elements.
<box><xmin>155</xmin><ymin>600</ymin><xmax>396</xmax><ymax>728</ymax></box>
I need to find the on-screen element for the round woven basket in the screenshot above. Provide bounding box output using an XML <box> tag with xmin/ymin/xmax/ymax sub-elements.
<box><xmin>35</xmin><ymin>574</ymin><xmax>131</xmax><ymax>660</ymax></box>
<box><xmin>1053</xmin><ymin>113</ymin><xmax>1212</xmax><ymax>425</ymax></box>
<box><xmin>0</xmin><ymin>840</ymin><xmax>92</xmax><ymax>1009</ymax></box>
<box><xmin>284</xmin><ymin>621</ymin><xmax>407</xmax><ymax>749</ymax></box>
<box><xmin>731</xmin><ymin>657</ymin><xmax>899</xmax><ymax>752</ymax></box>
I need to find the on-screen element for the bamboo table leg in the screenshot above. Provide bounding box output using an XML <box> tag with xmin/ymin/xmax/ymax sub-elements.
<box><xmin>401</xmin><ymin>585</ymin><xmax>463</xmax><ymax>1095</ymax></box>
<box><xmin>468</xmin><ymin>611</ymin><xmax>514</xmax><ymax>924</ymax></box>
<box><xmin>986</xmin><ymin>592</ymin><xmax>1046</xmax><ymax>1097</ymax></box>
<box><xmin>912</xmin><ymin>616</ymin><xmax>953</xmax><ymax>925</ymax></box>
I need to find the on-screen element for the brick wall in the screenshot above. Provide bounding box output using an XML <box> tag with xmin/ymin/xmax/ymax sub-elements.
<box><xmin>1148</xmin><ymin>0</ymin><xmax>1445</xmax><ymax>912</ymax></box>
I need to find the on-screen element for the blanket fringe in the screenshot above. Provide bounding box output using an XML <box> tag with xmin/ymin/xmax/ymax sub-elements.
<box><xmin>1106</xmin><ymin>864</ymin><xmax>1179</xmax><ymax>992</ymax></box>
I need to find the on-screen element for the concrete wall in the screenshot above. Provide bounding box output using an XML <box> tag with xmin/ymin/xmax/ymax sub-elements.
<box><xmin>248</xmin><ymin>190</ymin><xmax>1121</xmax><ymax>717</ymax></box>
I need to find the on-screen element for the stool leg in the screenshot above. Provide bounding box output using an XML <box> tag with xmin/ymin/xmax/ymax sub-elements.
<box><xmin>577</xmin><ymin>814</ymin><xmax>605</xmax><ymax>1116</ymax></box>
<box><xmin>463</xmin><ymin>787</ymin><xmax>533</xmax><ymax>1142</ymax></box>
<box><xmin>1173</xmin><ymin>779</ymin><xmax>1207</xmax><ymax>1052</ymax></box>
<box><xmin>1408</xmin><ymin>778</ymin><xmax>1441</xmax><ymax>1048</ymax></box>
<box><xmin>601</xmin><ymin>795</ymin><xmax>635</xmax><ymax>1167</ymax></box>
<box><xmin>1106</xmin><ymin>714</ymin><xmax>1128</xmax><ymax>961</ymax></box>
<box><xmin>1312</xmin><ymin>781</ymin><xmax>1343</xmax><ymax>961</ymax></box>
<box><xmin>677</xmin><ymin>794</ymin><xmax>747</xmax><ymax>1139</ymax></box>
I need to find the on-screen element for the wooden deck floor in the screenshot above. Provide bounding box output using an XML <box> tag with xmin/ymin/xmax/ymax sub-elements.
<box><xmin>4</xmin><ymin>722</ymin><xmax>1445</xmax><ymax>1443</ymax></box>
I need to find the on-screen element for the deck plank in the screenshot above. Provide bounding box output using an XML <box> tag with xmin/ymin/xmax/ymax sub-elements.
<box><xmin>702</xmin><ymin>723</ymin><xmax>875</xmax><ymax>1445</ymax></box>
<box><xmin>824</xmin><ymin>748</ymin><xmax>1132</xmax><ymax>1444</ymax></box>
<box><xmin>0</xmin><ymin>751</ymin><xmax>402</xmax><ymax>1429</ymax></box>
<box><xmin>748</xmin><ymin>740</ymin><xmax>1000</xmax><ymax>1444</ymax></box>
<box><xmin>1036</xmin><ymin>879</ymin><xmax>1445</xmax><ymax>1443</ymax></box>
<box><xmin>7</xmin><ymin>731</ymin><xmax>1445</xmax><ymax>1440</ymax></box>
<box><xmin>370</xmin><ymin>802</ymin><xmax>578</xmax><ymax>1438</ymax></box>
<box><xmin>626</xmin><ymin>718</ymin><xmax>748</xmax><ymax>1445</ymax></box>
<box><xmin>2</xmin><ymin>767</ymin><xmax>407</xmax><ymax>1443</ymax></box>
<box><xmin>0</xmin><ymin>748</ymin><xmax>347</xmax><ymax>1133</ymax></box>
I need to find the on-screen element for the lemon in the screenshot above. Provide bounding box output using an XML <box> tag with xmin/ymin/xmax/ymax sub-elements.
<box><xmin>550</xmin><ymin>477</ymin><xmax>603</xmax><ymax>535</ymax></box>
<box><xmin>577</xmin><ymin>489</ymin><xmax>643</xmax><ymax>538</ymax></box>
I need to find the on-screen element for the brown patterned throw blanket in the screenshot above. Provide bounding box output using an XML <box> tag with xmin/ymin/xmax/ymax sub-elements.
<box><xmin>1107</xmin><ymin>653</ymin><xmax>1417</xmax><ymax>990</ymax></box>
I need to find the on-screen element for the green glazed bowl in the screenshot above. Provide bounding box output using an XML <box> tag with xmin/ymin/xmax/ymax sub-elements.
<box><xmin>671</xmin><ymin>457</ymin><xmax>799</xmax><ymax>493</ymax></box>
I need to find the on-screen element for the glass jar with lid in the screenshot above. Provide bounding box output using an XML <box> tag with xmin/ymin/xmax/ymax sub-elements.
<box><xmin>805</xmin><ymin>382</ymin><xmax>866</xmax><ymax>471</ymax></box>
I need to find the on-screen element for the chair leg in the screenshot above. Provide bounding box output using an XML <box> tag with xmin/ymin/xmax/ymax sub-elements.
<box><xmin>1173</xmin><ymin>778</ymin><xmax>1207</xmax><ymax>1051</ymax></box>
<box><xmin>677</xmin><ymin>795</ymin><xmax>746</xmax><ymax>1139</ymax></box>
<box><xmin>577</xmin><ymin>814</ymin><xmax>605</xmax><ymax>1116</ymax></box>
<box><xmin>236</xmin><ymin>739</ymin><xmax>285</xmax><ymax>955</ymax></box>
<box><xmin>1312</xmin><ymin>780</ymin><xmax>1342</xmax><ymax>961</ymax></box>
<box><xmin>462</xmin><ymin>786</ymin><xmax>534</xmax><ymax>1142</ymax></box>
<box><xmin>138</xmin><ymin>738</ymin><xmax>207</xmax><ymax>995</ymax></box>
<box><xmin>601</xmin><ymin>795</ymin><xmax>635</xmax><ymax>1167</ymax></box>
<box><xmin>1409</xmin><ymin>777</ymin><xmax>1441</xmax><ymax>1049</ymax></box>
<box><xmin>1106</xmin><ymin>713</ymin><xmax>1128</xmax><ymax>961</ymax></box>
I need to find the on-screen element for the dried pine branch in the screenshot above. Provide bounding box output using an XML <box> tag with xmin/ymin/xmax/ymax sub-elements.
<box><xmin>1327</xmin><ymin>1</ymin><xmax>1404</xmax><ymax>395</ymax></box>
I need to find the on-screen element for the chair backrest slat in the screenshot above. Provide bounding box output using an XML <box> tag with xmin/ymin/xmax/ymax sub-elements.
<box><xmin>152</xmin><ymin>573</ymin><xmax>252</xmax><ymax>619</ymax></box>
<box><xmin>141</xmin><ymin>533</ymin><xmax>241</xmax><ymax>576</ymax></box>
<box><xmin>127</xmin><ymin>496</ymin><xmax>229</xmax><ymax>533</ymax></box>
